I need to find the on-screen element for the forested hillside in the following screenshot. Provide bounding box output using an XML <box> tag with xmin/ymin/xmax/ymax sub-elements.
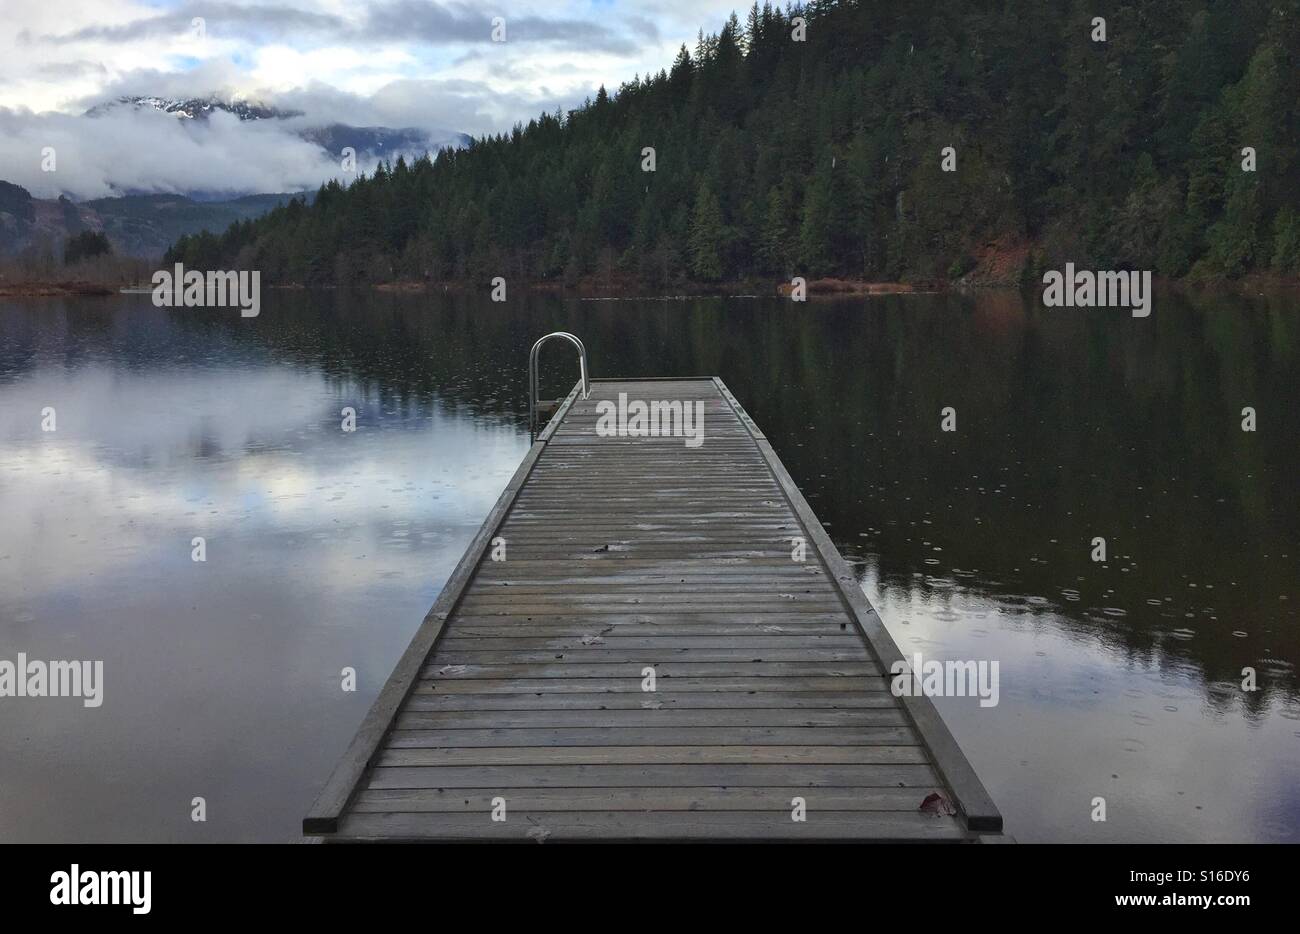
<box><xmin>166</xmin><ymin>0</ymin><xmax>1300</xmax><ymax>287</ymax></box>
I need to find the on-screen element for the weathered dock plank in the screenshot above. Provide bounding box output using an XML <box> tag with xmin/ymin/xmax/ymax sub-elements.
<box><xmin>304</xmin><ymin>378</ymin><xmax>1003</xmax><ymax>841</ymax></box>
<box><xmin>334</xmin><ymin>811</ymin><xmax>969</xmax><ymax>842</ymax></box>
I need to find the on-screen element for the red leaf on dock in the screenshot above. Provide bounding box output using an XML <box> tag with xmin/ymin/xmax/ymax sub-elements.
<box><xmin>919</xmin><ymin>792</ymin><xmax>956</xmax><ymax>817</ymax></box>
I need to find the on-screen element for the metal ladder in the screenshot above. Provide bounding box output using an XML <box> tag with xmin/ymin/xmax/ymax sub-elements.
<box><xmin>529</xmin><ymin>332</ymin><xmax>590</xmax><ymax>439</ymax></box>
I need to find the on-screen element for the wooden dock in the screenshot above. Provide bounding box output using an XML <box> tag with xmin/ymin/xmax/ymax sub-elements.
<box><xmin>305</xmin><ymin>377</ymin><xmax>1003</xmax><ymax>842</ymax></box>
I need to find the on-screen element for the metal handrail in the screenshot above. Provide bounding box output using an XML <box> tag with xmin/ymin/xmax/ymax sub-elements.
<box><xmin>529</xmin><ymin>332</ymin><xmax>590</xmax><ymax>438</ymax></box>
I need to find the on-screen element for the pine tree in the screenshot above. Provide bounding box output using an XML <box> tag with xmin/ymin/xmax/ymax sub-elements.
<box><xmin>688</xmin><ymin>181</ymin><xmax>725</xmax><ymax>281</ymax></box>
<box><xmin>760</xmin><ymin>187</ymin><xmax>790</xmax><ymax>274</ymax></box>
<box><xmin>798</xmin><ymin>171</ymin><xmax>831</xmax><ymax>275</ymax></box>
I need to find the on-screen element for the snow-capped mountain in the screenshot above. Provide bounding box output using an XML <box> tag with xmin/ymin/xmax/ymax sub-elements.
<box><xmin>86</xmin><ymin>96</ymin><xmax>298</xmax><ymax>122</ymax></box>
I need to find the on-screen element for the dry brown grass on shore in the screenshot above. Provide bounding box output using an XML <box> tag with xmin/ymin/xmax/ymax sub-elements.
<box><xmin>1</xmin><ymin>252</ymin><xmax>155</xmax><ymax>297</ymax></box>
<box><xmin>0</xmin><ymin>280</ymin><xmax>117</xmax><ymax>297</ymax></box>
<box><xmin>774</xmin><ymin>278</ymin><xmax>922</xmax><ymax>296</ymax></box>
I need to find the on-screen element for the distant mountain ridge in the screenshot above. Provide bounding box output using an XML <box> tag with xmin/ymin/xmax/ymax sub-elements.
<box><xmin>0</xmin><ymin>180</ymin><xmax>307</xmax><ymax>259</ymax></box>
<box><xmin>300</xmin><ymin>124</ymin><xmax>451</xmax><ymax>159</ymax></box>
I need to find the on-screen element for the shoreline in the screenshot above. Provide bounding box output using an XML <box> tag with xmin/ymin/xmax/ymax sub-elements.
<box><xmin>2</xmin><ymin>273</ymin><xmax>1295</xmax><ymax>300</ymax></box>
<box><xmin>0</xmin><ymin>276</ymin><xmax>933</xmax><ymax>299</ymax></box>
<box><xmin>0</xmin><ymin>281</ymin><xmax>117</xmax><ymax>298</ymax></box>
<box><xmin>376</xmin><ymin>277</ymin><xmax>932</xmax><ymax>298</ymax></box>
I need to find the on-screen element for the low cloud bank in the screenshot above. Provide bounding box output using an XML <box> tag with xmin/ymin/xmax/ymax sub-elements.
<box><xmin>0</xmin><ymin>106</ymin><xmax>352</xmax><ymax>200</ymax></box>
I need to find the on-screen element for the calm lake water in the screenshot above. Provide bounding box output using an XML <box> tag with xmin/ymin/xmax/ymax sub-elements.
<box><xmin>1</xmin><ymin>289</ymin><xmax>1296</xmax><ymax>843</ymax></box>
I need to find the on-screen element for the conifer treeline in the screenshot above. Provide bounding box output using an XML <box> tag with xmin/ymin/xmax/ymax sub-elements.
<box><xmin>166</xmin><ymin>0</ymin><xmax>1300</xmax><ymax>286</ymax></box>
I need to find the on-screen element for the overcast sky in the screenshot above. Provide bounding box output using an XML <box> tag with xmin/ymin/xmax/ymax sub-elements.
<box><xmin>0</xmin><ymin>0</ymin><xmax>743</xmax><ymax>198</ymax></box>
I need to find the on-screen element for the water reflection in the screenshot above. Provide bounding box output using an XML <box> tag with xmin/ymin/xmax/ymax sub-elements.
<box><xmin>0</xmin><ymin>290</ymin><xmax>1296</xmax><ymax>842</ymax></box>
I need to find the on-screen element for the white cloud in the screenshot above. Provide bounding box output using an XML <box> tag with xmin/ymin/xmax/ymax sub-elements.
<box><xmin>248</xmin><ymin>44</ymin><xmax>418</xmax><ymax>97</ymax></box>
<box><xmin>0</xmin><ymin>0</ymin><xmax>747</xmax><ymax>196</ymax></box>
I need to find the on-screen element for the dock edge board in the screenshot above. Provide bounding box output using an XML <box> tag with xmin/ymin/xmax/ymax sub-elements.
<box><xmin>711</xmin><ymin>377</ymin><xmax>1003</xmax><ymax>835</ymax></box>
<box><xmin>301</xmin><ymin>379</ymin><xmax>585</xmax><ymax>835</ymax></box>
